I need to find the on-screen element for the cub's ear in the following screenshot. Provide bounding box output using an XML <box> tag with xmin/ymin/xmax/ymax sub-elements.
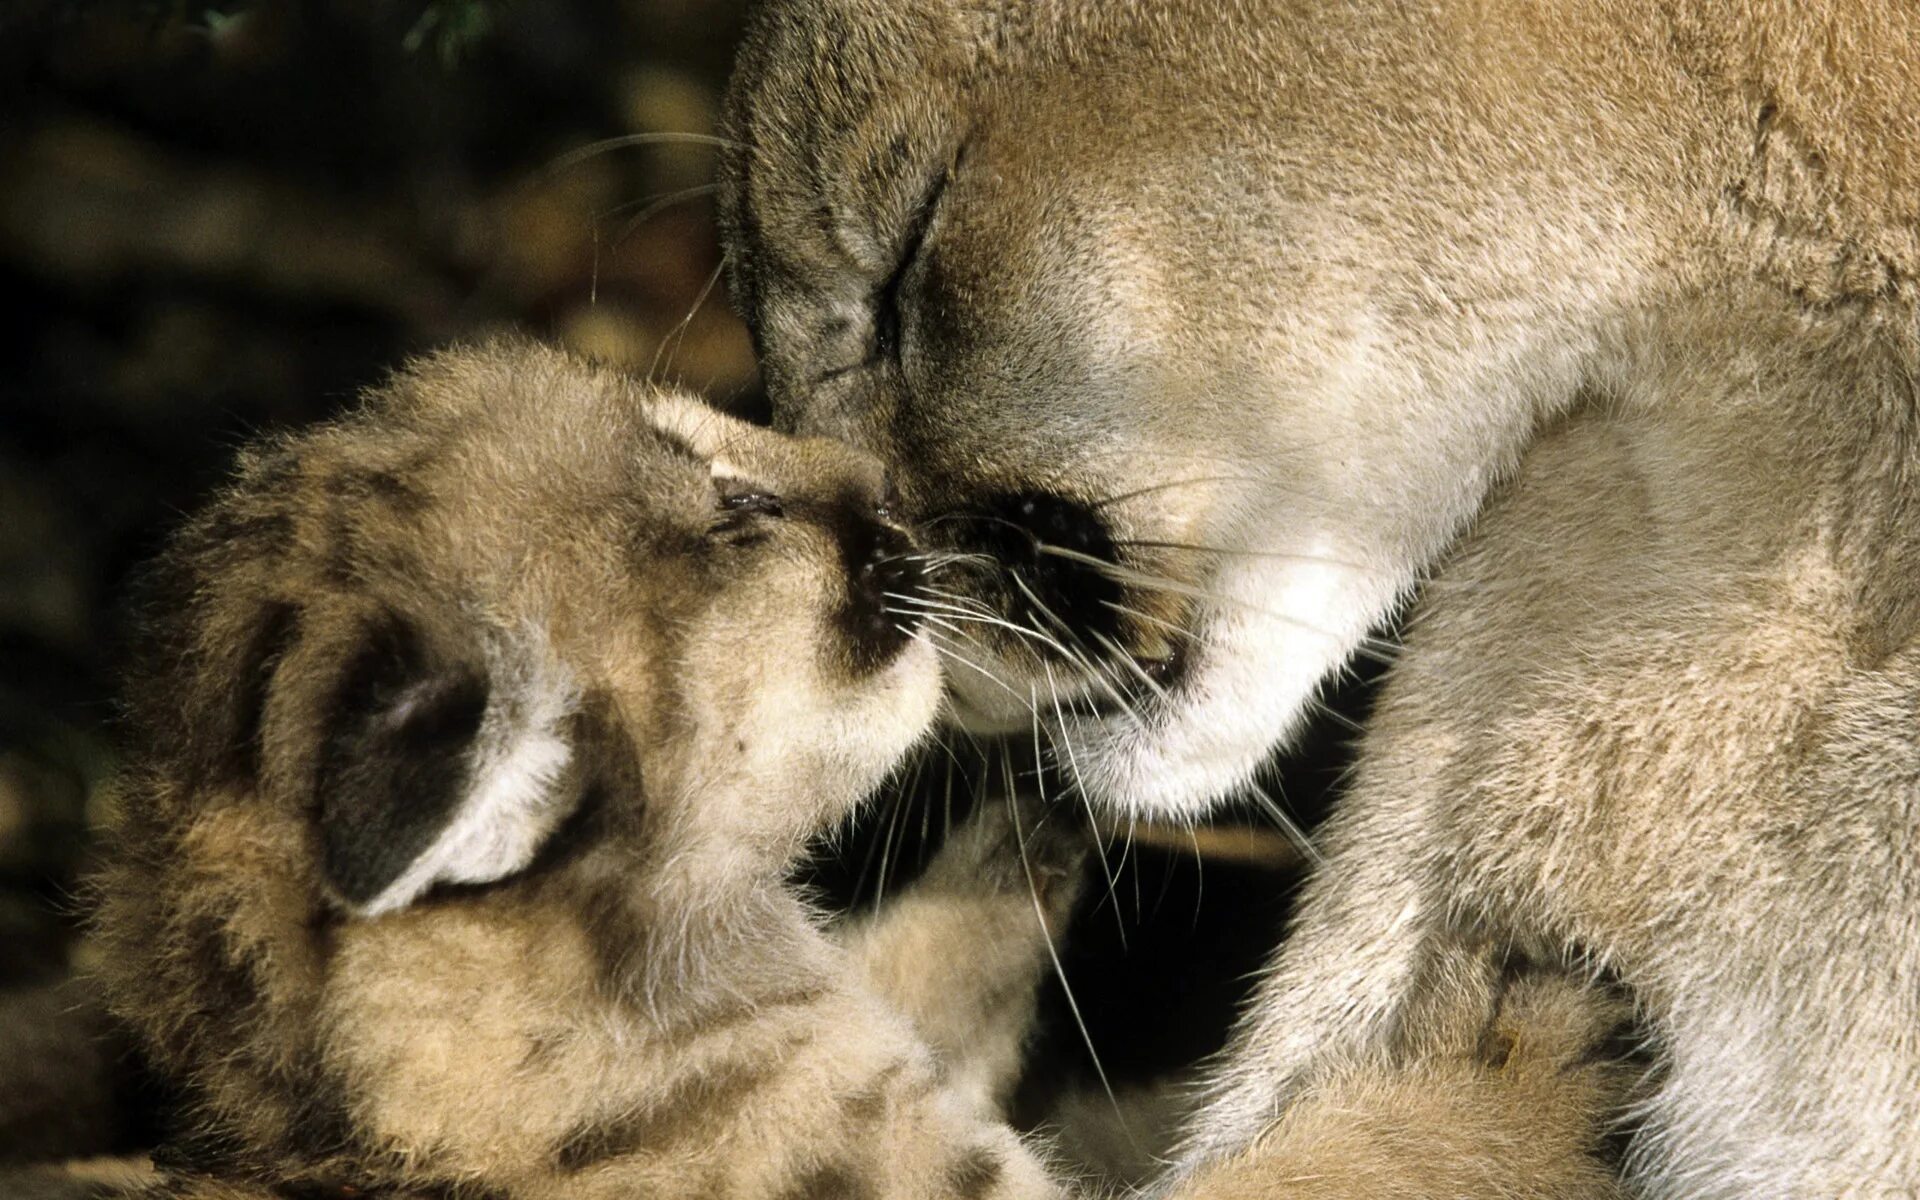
<box><xmin>314</xmin><ymin>616</ymin><xmax>578</xmax><ymax>916</ymax></box>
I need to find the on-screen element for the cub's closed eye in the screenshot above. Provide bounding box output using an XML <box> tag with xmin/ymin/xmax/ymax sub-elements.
<box><xmin>875</xmin><ymin>479</ymin><xmax>903</xmax><ymax>522</ymax></box>
<box><xmin>717</xmin><ymin>488</ymin><xmax>783</xmax><ymax>518</ymax></box>
<box><xmin>710</xmin><ymin>480</ymin><xmax>785</xmax><ymax>544</ymax></box>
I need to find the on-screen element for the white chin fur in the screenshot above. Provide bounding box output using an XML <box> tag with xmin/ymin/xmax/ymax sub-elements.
<box><xmin>938</xmin><ymin>539</ymin><xmax>1403</xmax><ymax>819</ymax></box>
<box><xmin>1073</xmin><ymin>544</ymin><xmax>1403</xmax><ymax>818</ymax></box>
<box><xmin>824</xmin><ymin>635</ymin><xmax>945</xmax><ymax>793</ymax></box>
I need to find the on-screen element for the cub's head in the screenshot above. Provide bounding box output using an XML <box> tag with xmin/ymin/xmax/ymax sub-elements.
<box><xmin>721</xmin><ymin>0</ymin><xmax>1628</xmax><ymax>815</ymax></box>
<box><xmin>122</xmin><ymin>337</ymin><xmax>938</xmax><ymax>919</ymax></box>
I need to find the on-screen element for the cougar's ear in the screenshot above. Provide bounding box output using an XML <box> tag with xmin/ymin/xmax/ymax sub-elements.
<box><xmin>313</xmin><ymin>615</ymin><xmax>579</xmax><ymax>916</ymax></box>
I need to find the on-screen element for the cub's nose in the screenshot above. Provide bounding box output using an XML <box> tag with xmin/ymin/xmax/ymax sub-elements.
<box><xmin>837</xmin><ymin>502</ymin><xmax>926</xmax><ymax>673</ymax></box>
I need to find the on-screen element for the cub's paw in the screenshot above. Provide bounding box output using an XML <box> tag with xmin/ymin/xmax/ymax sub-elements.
<box><xmin>839</xmin><ymin>797</ymin><xmax>1091</xmax><ymax>1122</ymax></box>
<box><xmin>1172</xmin><ymin>969</ymin><xmax>1640</xmax><ymax>1200</ymax></box>
<box><xmin>913</xmin><ymin>795</ymin><xmax>1090</xmax><ymax>920</ymax></box>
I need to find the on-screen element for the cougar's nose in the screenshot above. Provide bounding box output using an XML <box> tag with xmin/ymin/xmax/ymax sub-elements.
<box><xmin>838</xmin><ymin>500</ymin><xmax>926</xmax><ymax>672</ymax></box>
<box><xmin>971</xmin><ymin>491</ymin><xmax>1123</xmax><ymax>642</ymax></box>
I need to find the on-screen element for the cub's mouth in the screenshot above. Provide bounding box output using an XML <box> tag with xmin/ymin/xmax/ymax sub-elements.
<box><xmin>836</xmin><ymin>504</ymin><xmax>930</xmax><ymax>676</ymax></box>
<box><xmin>907</xmin><ymin>489</ymin><xmax>1199</xmax><ymax>733</ymax></box>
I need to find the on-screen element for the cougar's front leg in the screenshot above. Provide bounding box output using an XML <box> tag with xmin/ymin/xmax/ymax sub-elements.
<box><xmin>1167</xmin><ymin>794</ymin><xmax>1443</xmax><ymax>1175</ymax></box>
<box><xmin>1161</xmin><ymin>787</ymin><xmax>1637</xmax><ymax>1199</ymax></box>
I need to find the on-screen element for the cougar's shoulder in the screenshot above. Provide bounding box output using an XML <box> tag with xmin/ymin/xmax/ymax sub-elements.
<box><xmin>722</xmin><ymin>1</ymin><xmax>1919</xmax><ymax>1194</ymax></box>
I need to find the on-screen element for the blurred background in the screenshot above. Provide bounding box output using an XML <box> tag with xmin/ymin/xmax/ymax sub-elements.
<box><xmin>0</xmin><ymin>0</ymin><xmax>1355</xmax><ymax>1182</ymax></box>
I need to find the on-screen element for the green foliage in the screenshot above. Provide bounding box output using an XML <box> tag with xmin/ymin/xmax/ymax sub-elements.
<box><xmin>52</xmin><ymin>1</ymin><xmax>507</xmax><ymax>69</ymax></box>
<box><xmin>400</xmin><ymin>0</ymin><xmax>501</xmax><ymax>67</ymax></box>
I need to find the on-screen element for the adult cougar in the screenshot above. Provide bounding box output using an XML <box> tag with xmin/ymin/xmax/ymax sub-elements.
<box><xmin>720</xmin><ymin>1</ymin><xmax>1920</xmax><ymax>1194</ymax></box>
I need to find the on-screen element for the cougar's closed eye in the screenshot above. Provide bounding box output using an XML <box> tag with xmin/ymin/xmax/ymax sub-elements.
<box><xmin>875</xmin><ymin>164</ymin><xmax>949</xmax><ymax>360</ymax></box>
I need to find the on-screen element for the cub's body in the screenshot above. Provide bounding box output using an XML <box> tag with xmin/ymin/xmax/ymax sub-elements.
<box><xmin>95</xmin><ymin>340</ymin><xmax>1071</xmax><ymax>1200</ymax></box>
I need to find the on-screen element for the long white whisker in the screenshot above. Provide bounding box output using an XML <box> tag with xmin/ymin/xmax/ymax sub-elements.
<box><xmin>543</xmin><ymin>131</ymin><xmax>738</xmax><ymax>177</ymax></box>
<box><xmin>1043</xmin><ymin>661</ymin><xmax>1127</xmax><ymax>949</ymax></box>
<box><xmin>1088</xmin><ymin>628</ymin><xmax>1172</xmax><ymax>706</ymax></box>
<box><xmin>647</xmin><ymin>260</ymin><xmax>725</xmax><ymax>384</ymax></box>
<box><xmin>1114</xmin><ymin>538</ymin><xmax>1376</xmax><ymax>574</ymax></box>
<box><xmin>1242</xmin><ymin>778</ymin><xmax>1324</xmax><ymax>867</ymax></box>
<box><xmin>1003</xmin><ymin>753</ymin><xmax>1133</xmax><ymax>1148</ymax></box>
<box><xmin>918</xmin><ymin>630</ymin><xmax>1037</xmax><ymax>714</ymax></box>
<box><xmin>1087</xmin><ymin>474</ymin><xmax>1272</xmax><ymax>510</ymax></box>
<box><xmin>1036</xmin><ymin>543</ymin><xmax>1403</xmax><ymax>664</ymax></box>
<box><xmin>605</xmin><ymin>183</ymin><xmax>719</xmax><ymax>248</ymax></box>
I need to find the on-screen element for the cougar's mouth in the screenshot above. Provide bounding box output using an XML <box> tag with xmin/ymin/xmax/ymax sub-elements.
<box><xmin>918</xmin><ymin>489</ymin><xmax>1199</xmax><ymax>729</ymax></box>
<box><xmin>906</xmin><ymin>477</ymin><xmax>1386</xmax><ymax>819</ymax></box>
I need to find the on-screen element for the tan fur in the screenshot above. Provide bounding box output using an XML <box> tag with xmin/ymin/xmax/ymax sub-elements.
<box><xmin>92</xmin><ymin>339</ymin><xmax>1075</xmax><ymax>1199</ymax></box>
<box><xmin>720</xmin><ymin>1</ymin><xmax>1919</xmax><ymax>1194</ymax></box>
<box><xmin>0</xmin><ymin>1157</ymin><xmax>157</xmax><ymax>1200</ymax></box>
<box><xmin>1180</xmin><ymin>973</ymin><xmax>1634</xmax><ymax>1200</ymax></box>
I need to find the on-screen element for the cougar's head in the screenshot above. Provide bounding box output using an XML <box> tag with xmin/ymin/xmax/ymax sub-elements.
<box><xmin>720</xmin><ymin>0</ymin><xmax>1626</xmax><ymax>816</ymax></box>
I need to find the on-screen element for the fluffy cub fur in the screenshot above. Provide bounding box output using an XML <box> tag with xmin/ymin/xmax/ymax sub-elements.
<box><xmin>91</xmin><ymin>339</ymin><xmax>1078</xmax><ymax>1199</ymax></box>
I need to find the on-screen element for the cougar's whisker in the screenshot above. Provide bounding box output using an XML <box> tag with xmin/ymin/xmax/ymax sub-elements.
<box><xmin>1002</xmin><ymin>747</ymin><xmax>1138</xmax><ymax>1151</ymax></box>
<box><xmin>1042</xmin><ymin>661</ymin><xmax>1129</xmax><ymax>948</ymax></box>
<box><xmin>1005</xmin><ymin>572</ymin><xmax>1152</xmax><ymax>730</ymax></box>
<box><xmin>542</xmin><ymin>131</ymin><xmax>739</xmax><ymax>177</ymax></box>
<box><xmin>1037</xmin><ymin>543</ymin><xmax>1405</xmax><ymax>665</ymax></box>
<box><xmin>648</xmin><ymin>260</ymin><xmax>725</xmax><ymax>385</ymax></box>
<box><xmin>1242</xmin><ymin>778</ymin><xmax>1323</xmax><ymax>867</ymax></box>
<box><xmin>597</xmin><ymin>183</ymin><xmax>720</xmax><ymax>248</ymax></box>
<box><xmin>1098</xmin><ymin>598</ymin><xmax>1200</xmax><ymax>647</ymax></box>
<box><xmin>1304</xmin><ymin>694</ymin><xmax>1368</xmax><ymax>736</ymax></box>
<box><xmin>1089</xmin><ymin>628</ymin><xmax>1173</xmax><ymax>706</ymax></box>
<box><xmin>1114</xmin><ymin>538</ymin><xmax>1376</xmax><ymax>574</ymax></box>
<box><xmin>1087</xmin><ymin>475</ymin><xmax>1272</xmax><ymax>511</ymax></box>
<box><xmin>919</xmin><ymin>630</ymin><xmax>1035</xmax><ymax>713</ymax></box>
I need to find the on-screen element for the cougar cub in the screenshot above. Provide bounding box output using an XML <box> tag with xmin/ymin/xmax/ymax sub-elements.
<box><xmin>93</xmin><ymin>338</ymin><xmax>1075</xmax><ymax>1199</ymax></box>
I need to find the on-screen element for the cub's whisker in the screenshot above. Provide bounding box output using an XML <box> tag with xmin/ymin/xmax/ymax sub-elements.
<box><xmin>917</xmin><ymin>584</ymin><xmax>1093</xmax><ymax>671</ymax></box>
<box><xmin>907</xmin><ymin>610</ymin><xmax>1048</xmax><ymax>671</ymax></box>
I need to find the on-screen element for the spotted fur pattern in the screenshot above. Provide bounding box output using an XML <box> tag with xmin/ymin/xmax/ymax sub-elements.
<box><xmin>92</xmin><ymin>339</ymin><xmax>1079</xmax><ymax>1200</ymax></box>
